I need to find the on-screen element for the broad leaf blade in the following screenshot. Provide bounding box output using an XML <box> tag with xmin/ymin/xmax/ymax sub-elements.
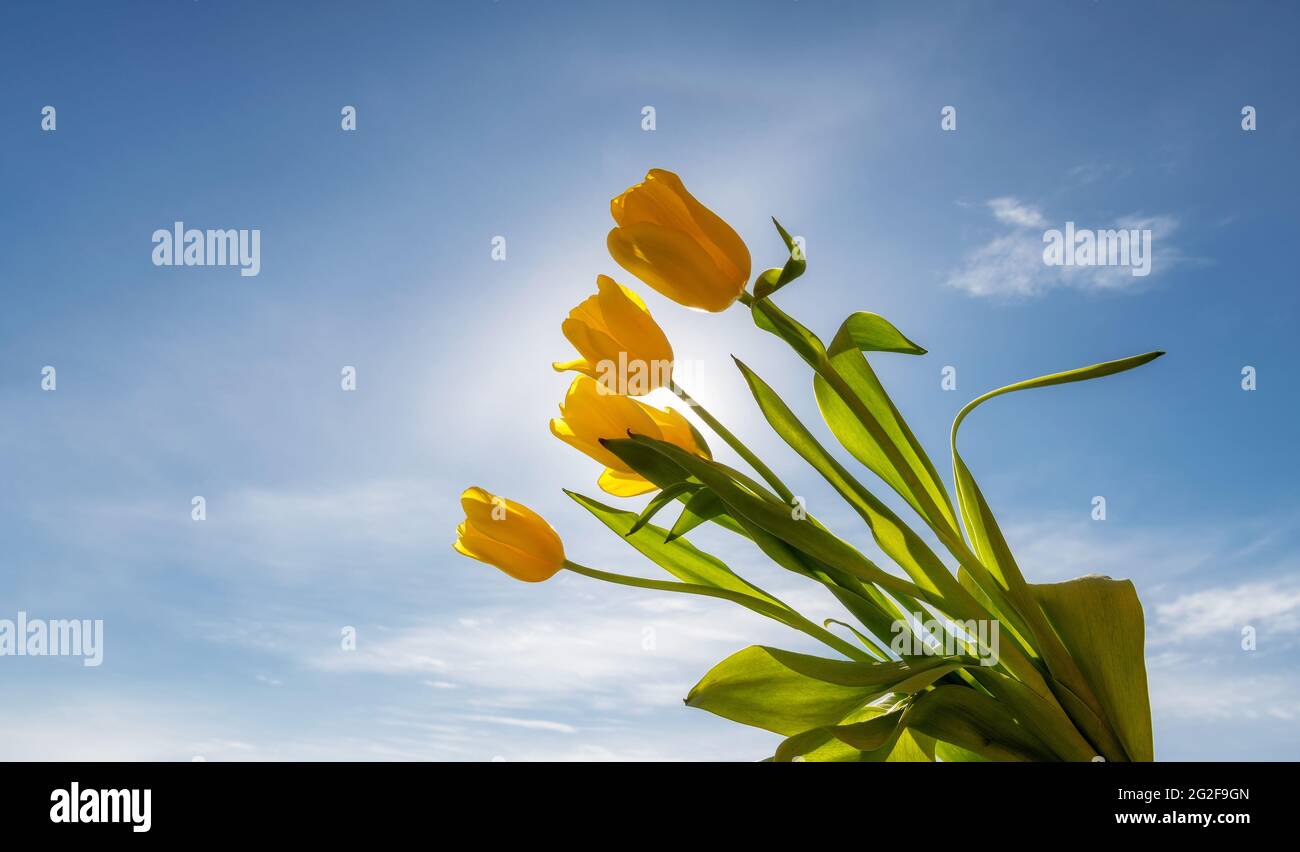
<box><xmin>950</xmin><ymin>350</ymin><xmax>1165</xmax><ymax>595</ymax></box>
<box><xmin>666</xmin><ymin>488</ymin><xmax>726</xmax><ymax>542</ymax></box>
<box><xmin>734</xmin><ymin>358</ymin><xmax>975</xmax><ymax>613</ymax></box>
<box><xmin>1031</xmin><ymin>576</ymin><xmax>1155</xmax><ymax>762</ymax></box>
<box><xmin>949</xmin><ymin>350</ymin><xmax>1164</xmax><ymax>759</ymax></box>
<box><xmin>567</xmin><ymin>490</ymin><xmax>778</xmax><ymax>605</ymax></box>
<box><xmin>774</xmin><ymin>707</ymin><xmax>907</xmax><ymax>761</ymax></box>
<box><xmin>749</xmin><ymin>297</ymin><xmax>826</xmax><ymax>367</ymax></box>
<box><xmin>814</xmin><ymin>337</ymin><xmax>958</xmax><ymax>534</ymax></box>
<box><xmin>832</xmin><ymin>312</ymin><xmax>927</xmax><ymax>356</ymax></box>
<box><xmin>626</xmin><ymin>481</ymin><xmax>698</xmax><ymax>536</ymax></box>
<box><xmin>906</xmin><ymin>685</ymin><xmax>1056</xmax><ymax>762</ymax></box>
<box><xmin>611</xmin><ymin>434</ymin><xmax>922</xmax><ymax>602</ymax></box>
<box><xmin>687</xmin><ymin>645</ymin><xmax>961</xmax><ymax>736</ymax></box>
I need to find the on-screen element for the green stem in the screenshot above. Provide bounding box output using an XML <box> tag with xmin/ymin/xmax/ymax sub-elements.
<box><xmin>669</xmin><ymin>379</ymin><xmax>795</xmax><ymax>505</ymax></box>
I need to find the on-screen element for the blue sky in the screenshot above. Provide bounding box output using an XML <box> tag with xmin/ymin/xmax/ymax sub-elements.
<box><xmin>1</xmin><ymin>0</ymin><xmax>1297</xmax><ymax>760</ymax></box>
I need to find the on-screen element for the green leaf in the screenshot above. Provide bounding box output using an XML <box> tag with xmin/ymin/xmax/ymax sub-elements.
<box><xmin>734</xmin><ymin>358</ymin><xmax>976</xmax><ymax>614</ymax></box>
<box><xmin>965</xmin><ymin>667</ymin><xmax>1099</xmax><ymax>762</ymax></box>
<box><xmin>772</xmin><ymin>702</ymin><xmax>937</xmax><ymax>762</ymax></box>
<box><xmin>905</xmin><ymin>686</ymin><xmax>1057</xmax><ymax>762</ymax></box>
<box><xmin>948</xmin><ymin>350</ymin><xmax>1164</xmax><ymax>760</ymax></box>
<box><xmin>568</xmin><ymin>491</ymin><xmax>878</xmax><ymax>663</ymax></box>
<box><xmin>887</xmin><ymin>729</ymin><xmax>938</xmax><ymax>762</ymax></box>
<box><xmin>615</xmin><ymin>433</ymin><xmax>1062</xmax><ymax>701</ymax></box>
<box><xmin>832</xmin><ymin>312</ymin><xmax>927</xmax><ymax>356</ymax></box>
<box><xmin>752</xmin><ymin>218</ymin><xmax>807</xmax><ymax>299</ymax></box>
<box><xmin>721</xmin><ymin>511</ymin><xmax>901</xmax><ymax>658</ymax></box>
<box><xmin>598</xmin><ymin>438</ymin><xmax>748</xmax><ymax>538</ymax></box>
<box><xmin>686</xmin><ymin>645</ymin><xmax>962</xmax><ymax>736</ymax></box>
<box><xmin>814</xmin><ymin>319</ymin><xmax>958</xmax><ymax>534</ymax></box>
<box><xmin>610</xmin><ymin>435</ymin><xmax>923</xmax><ymax>602</ymax></box>
<box><xmin>772</xmin><ymin>216</ymin><xmax>799</xmax><ymax>254</ymax></box>
<box><xmin>949</xmin><ymin>351</ymin><xmax>1166</xmax><ymax>593</ymax></box>
<box><xmin>567</xmin><ymin>490</ymin><xmax>775</xmax><ymax>604</ymax></box>
<box><xmin>1031</xmin><ymin>576</ymin><xmax>1154</xmax><ymax>762</ymax></box>
<box><xmin>730</xmin><ymin>359</ymin><xmax>1064</xmax><ymax>706</ymax></box>
<box><xmin>934</xmin><ymin>741</ymin><xmax>989</xmax><ymax>762</ymax></box>
<box><xmin>774</xmin><ymin>707</ymin><xmax>907</xmax><ymax>761</ymax></box>
<box><xmin>626</xmin><ymin>482</ymin><xmax>699</xmax><ymax>537</ymax></box>
<box><xmin>749</xmin><ymin>298</ymin><xmax>826</xmax><ymax>367</ymax></box>
<box><xmin>823</xmin><ymin>618</ymin><xmax>879</xmax><ymax>653</ymax></box>
<box><xmin>596</xmin><ymin>435</ymin><xmax>696</xmax><ymax>490</ymax></box>
<box><xmin>665</xmin><ymin>488</ymin><xmax>726</xmax><ymax>542</ymax></box>
<box><xmin>953</xmin><ymin>352</ymin><xmax>1165</xmax><ymax>436</ymax></box>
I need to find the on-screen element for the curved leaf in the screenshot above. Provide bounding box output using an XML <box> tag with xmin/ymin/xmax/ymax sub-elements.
<box><xmin>626</xmin><ymin>481</ymin><xmax>699</xmax><ymax>536</ymax></box>
<box><xmin>752</xmin><ymin>218</ymin><xmax>807</xmax><ymax>298</ymax></box>
<box><xmin>735</xmin><ymin>358</ymin><xmax>975</xmax><ymax>612</ymax></box>
<box><xmin>666</xmin><ymin>488</ymin><xmax>726</xmax><ymax>542</ymax></box>
<box><xmin>949</xmin><ymin>351</ymin><xmax>1164</xmax><ymax>759</ymax></box>
<box><xmin>774</xmin><ymin>707</ymin><xmax>907</xmax><ymax>761</ymax></box>
<box><xmin>609</xmin><ymin>434</ymin><xmax>924</xmax><ymax>602</ymax></box>
<box><xmin>567</xmin><ymin>490</ymin><xmax>775</xmax><ymax>604</ymax></box>
<box><xmin>1031</xmin><ymin>576</ymin><xmax>1154</xmax><ymax>761</ymax></box>
<box><xmin>905</xmin><ymin>686</ymin><xmax>1057</xmax><ymax>762</ymax></box>
<box><xmin>687</xmin><ymin>644</ymin><xmax>961</xmax><ymax>736</ymax></box>
<box><xmin>834</xmin><ymin>312</ymin><xmax>927</xmax><ymax>356</ymax></box>
<box><xmin>813</xmin><ymin>316</ymin><xmax>959</xmax><ymax>535</ymax></box>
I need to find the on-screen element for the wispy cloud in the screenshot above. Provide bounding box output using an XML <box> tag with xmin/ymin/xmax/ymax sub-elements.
<box><xmin>1148</xmin><ymin>666</ymin><xmax>1300</xmax><ymax>723</ymax></box>
<box><xmin>302</xmin><ymin>585</ymin><xmax>819</xmax><ymax>711</ymax></box>
<box><xmin>1154</xmin><ymin>579</ymin><xmax>1300</xmax><ymax>642</ymax></box>
<box><xmin>988</xmin><ymin>197</ymin><xmax>1047</xmax><ymax>228</ymax></box>
<box><xmin>947</xmin><ymin>197</ymin><xmax>1185</xmax><ymax>297</ymax></box>
<box><xmin>461</xmin><ymin>714</ymin><xmax>578</xmax><ymax>734</ymax></box>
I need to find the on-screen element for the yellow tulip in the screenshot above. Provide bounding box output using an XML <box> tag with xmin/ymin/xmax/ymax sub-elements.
<box><xmin>550</xmin><ymin>375</ymin><xmax>710</xmax><ymax>496</ymax></box>
<box><xmin>552</xmin><ymin>275</ymin><xmax>674</xmax><ymax>395</ymax></box>
<box><xmin>607</xmin><ymin>169</ymin><xmax>751</xmax><ymax>312</ymax></box>
<box><xmin>453</xmin><ymin>487</ymin><xmax>565</xmax><ymax>582</ymax></box>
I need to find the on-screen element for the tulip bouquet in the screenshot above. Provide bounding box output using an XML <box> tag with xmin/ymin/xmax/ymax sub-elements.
<box><xmin>455</xmin><ymin>169</ymin><xmax>1162</xmax><ymax>762</ymax></box>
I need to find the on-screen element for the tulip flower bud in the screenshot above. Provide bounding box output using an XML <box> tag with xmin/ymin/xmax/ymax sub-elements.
<box><xmin>607</xmin><ymin>169</ymin><xmax>751</xmax><ymax>312</ymax></box>
<box><xmin>552</xmin><ymin>276</ymin><xmax>674</xmax><ymax>395</ymax></box>
<box><xmin>453</xmin><ymin>487</ymin><xmax>565</xmax><ymax>582</ymax></box>
<box><xmin>550</xmin><ymin>376</ymin><xmax>710</xmax><ymax>496</ymax></box>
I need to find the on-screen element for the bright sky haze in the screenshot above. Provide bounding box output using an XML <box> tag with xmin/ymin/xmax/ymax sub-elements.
<box><xmin>1</xmin><ymin>0</ymin><xmax>1297</xmax><ymax>760</ymax></box>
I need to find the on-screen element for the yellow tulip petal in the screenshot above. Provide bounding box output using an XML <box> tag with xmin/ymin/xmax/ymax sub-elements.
<box><xmin>616</xmin><ymin>172</ymin><xmax>697</xmax><ymax>233</ymax></box>
<box><xmin>459</xmin><ymin>492</ymin><xmax>564</xmax><ymax>563</ymax></box>
<box><xmin>607</xmin><ymin>224</ymin><xmax>742</xmax><ymax>312</ymax></box>
<box><xmin>455</xmin><ymin>525</ymin><xmax>561</xmax><ymax>582</ymax></box>
<box><xmin>645</xmin><ymin>169</ymin><xmax>751</xmax><ymax>285</ymax></box>
<box><xmin>597</xmin><ymin>467</ymin><xmax>658</xmax><ymax>497</ymax></box>
<box><xmin>453</xmin><ymin>488</ymin><xmax>565</xmax><ymax>582</ymax></box>
<box><xmin>550</xmin><ymin>416</ymin><xmax>625</xmax><ymax>471</ymax></box>
<box><xmin>551</xmin><ymin>357</ymin><xmax>597</xmax><ymax>377</ymax></box>
<box><xmin>644</xmin><ymin>406</ymin><xmax>709</xmax><ymax>459</ymax></box>
<box><xmin>561</xmin><ymin>317</ymin><xmax>627</xmax><ymax>380</ymax></box>
<box><xmin>562</xmin><ymin>376</ymin><xmax>659</xmax><ymax>442</ymax></box>
<box><xmin>596</xmin><ymin>274</ymin><xmax>649</xmax><ymax>312</ymax></box>
<box><xmin>594</xmin><ymin>277</ymin><xmax>674</xmax><ymax>370</ymax></box>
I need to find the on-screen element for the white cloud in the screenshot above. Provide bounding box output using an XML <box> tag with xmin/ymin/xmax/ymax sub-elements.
<box><xmin>988</xmin><ymin>197</ymin><xmax>1046</xmax><ymax>228</ymax></box>
<box><xmin>302</xmin><ymin>579</ymin><xmax>813</xmax><ymax>710</ymax></box>
<box><xmin>1154</xmin><ymin>579</ymin><xmax>1300</xmax><ymax>641</ymax></box>
<box><xmin>461</xmin><ymin>714</ymin><xmax>578</xmax><ymax>734</ymax></box>
<box><xmin>998</xmin><ymin>515</ymin><xmax>1224</xmax><ymax>586</ymax></box>
<box><xmin>947</xmin><ymin>197</ymin><xmax>1185</xmax><ymax>297</ymax></box>
<box><xmin>1148</xmin><ymin>667</ymin><xmax>1300</xmax><ymax>723</ymax></box>
<box><xmin>945</xmin><ymin>231</ymin><xmax>1047</xmax><ymax>297</ymax></box>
